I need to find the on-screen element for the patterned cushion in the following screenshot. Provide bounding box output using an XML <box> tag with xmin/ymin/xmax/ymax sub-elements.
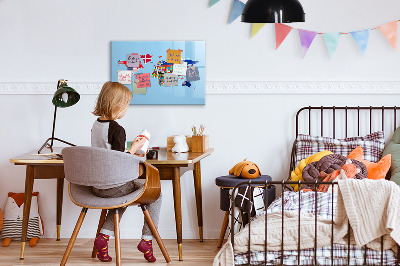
<box><xmin>294</xmin><ymin>131</ymin><xmax>385</xmax><ymax>166</ymax></box>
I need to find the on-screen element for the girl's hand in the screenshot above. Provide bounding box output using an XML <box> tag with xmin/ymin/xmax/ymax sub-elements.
<box><xmin>134</xmin><ymin>148</ymin><xmax>149</xmax><ymax>157</ymax></box>
<box><xmin>129</xmin><ymin>137</ymin><xmax>147</xmax><ymax>155</ymax></box>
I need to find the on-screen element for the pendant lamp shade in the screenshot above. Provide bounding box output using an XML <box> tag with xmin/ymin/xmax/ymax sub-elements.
<box><xmin>242</xmin><ymin>0</ymin><xmax>305</xmax><ymax>23</ymax></box>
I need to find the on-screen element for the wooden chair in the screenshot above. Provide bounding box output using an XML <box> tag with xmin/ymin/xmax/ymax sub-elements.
<box><xmin>60</xmin><ymin>146</ymin><xmax>171</xmax><ymax>265</ymax></box>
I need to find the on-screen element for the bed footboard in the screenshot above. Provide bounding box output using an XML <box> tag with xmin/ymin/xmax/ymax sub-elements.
<box><xmin>230</xmin><ymin>180</ymin><xmax>400</xmax><ymax>266</ymax></box>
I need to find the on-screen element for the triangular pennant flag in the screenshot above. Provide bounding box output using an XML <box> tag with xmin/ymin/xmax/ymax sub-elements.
<box><xmin>229</xmin><ymin>0</ymin><xmax>245</xmax><ymax>24</ymax></box>
<box><xmin>209</xmin><ymin>0</ymin><xmax>220</xmax><ymax>7</ymax></box>
<box><xmin>275</xmin><ymin>23</ymin><xmax>293</xmax><ymax>49</ymax></box>
<box><xmin>378</xmin><ymin>21</ymin><xmax>398</xmax><ymax>50</ymax></box>
<box><xmin>251</xmin><ymin>23</ymin><xmax>266</xmax><ymax>38</ymax></box>
<box><xmin>323</xmin><ymin>33</ymin><xmax>341</xmax><ymax>58</ymax></box>
<box><xmin>351</xmin><ymin>29</ymin><xmax>370</xmax><ymax>55</ymax></box>
<box><xmin>298</xmin><ymin>29</ymin><xmax>317</xmax><ymax>58</ymax></box>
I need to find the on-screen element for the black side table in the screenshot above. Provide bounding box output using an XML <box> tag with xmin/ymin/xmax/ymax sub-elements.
<box><xmin>215</xmin><ymin>175</ymin><xmax>275</xmax><ymax>248</ymax></box>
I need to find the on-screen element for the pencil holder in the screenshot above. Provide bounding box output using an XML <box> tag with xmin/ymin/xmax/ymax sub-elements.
<box><xmin>191</xmin><ymin>135</ymin><xmax>209</xmax><ymax>153</ymax></box>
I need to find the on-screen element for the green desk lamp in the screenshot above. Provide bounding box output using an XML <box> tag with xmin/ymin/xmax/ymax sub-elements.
<box><xmin>38</xmin><ymin>79</ymin><xmax>80</xmax><ymax>154</ymax></box>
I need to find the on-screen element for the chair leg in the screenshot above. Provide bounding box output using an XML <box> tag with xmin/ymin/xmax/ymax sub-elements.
<box><xmin>141</xmin><ymin>205</ymin><xmax>171</xmax><ymax>263</ymax></box>
<box><xmin>60</xmin><ymin>208</ymin><xmax>88</xmax><ymax>266</ymax></box>
<box><xmin>114</xmin><ymin>209</ymin><xmax>121</xmax><ymax>266</ymax></box>
<box><xmin>91</xmin><ymin>209</ymin><xmax>108</xmax><ymax>258</ymax></box>
<box><xmin>217</xmin><ymin>211</ymin><xmax>230</xmax><ymax>248</ymax></box>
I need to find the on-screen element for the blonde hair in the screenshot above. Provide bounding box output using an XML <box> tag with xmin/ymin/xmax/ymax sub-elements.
<box><xmin>93</xmin><ymin>81</ymin><xmax>133</xmax><ymax>120</ymax></box>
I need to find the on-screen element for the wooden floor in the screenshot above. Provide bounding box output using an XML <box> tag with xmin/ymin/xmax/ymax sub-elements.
<box><xmin>0</xmin><ymin>239</ymin><xmax>221</xmax><ymax>265</ymax></box>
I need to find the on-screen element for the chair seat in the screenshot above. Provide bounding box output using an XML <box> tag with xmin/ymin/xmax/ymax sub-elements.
<box><xmin>69</xmin><ymin>180</ymin><xmax>145</xmax><ymax>208</ymax></box>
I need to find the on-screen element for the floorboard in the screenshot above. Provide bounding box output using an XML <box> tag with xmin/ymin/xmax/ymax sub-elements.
<box><xmin>0</xmin><ymin>239</ymin><xmax>222</xmax><ymax>265</ymax></box>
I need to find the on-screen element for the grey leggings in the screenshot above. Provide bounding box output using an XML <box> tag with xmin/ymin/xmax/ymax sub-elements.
<box><xmin>92</xmin><ymin>180</ymin><xmax>162</xmax><ymax>240</ymax></box>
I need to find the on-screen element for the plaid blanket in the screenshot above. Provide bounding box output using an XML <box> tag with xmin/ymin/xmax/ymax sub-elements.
<box><xmin>234</xmin><ymin>191</ymin><xmax>397</xmax><ymax>265</ymax></box>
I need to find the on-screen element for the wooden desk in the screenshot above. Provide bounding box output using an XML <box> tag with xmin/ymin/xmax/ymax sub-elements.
<box><xmin>9</xmin><ymin>148</ymin><xmax>64</xmax><ymax>259</ymax></box>
<box><xmin>10</xmin><ymin>147</ymin><xmax>213</xmax><ymax>261</ymax></box>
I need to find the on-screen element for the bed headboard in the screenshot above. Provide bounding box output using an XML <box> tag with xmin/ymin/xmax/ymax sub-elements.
<box><xmin>290</xmin><ymin>106</ymin><xmax>400</xmax><ymax>179</ymax></box>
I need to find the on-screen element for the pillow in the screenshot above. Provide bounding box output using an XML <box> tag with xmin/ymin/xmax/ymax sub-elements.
<box><xmin>295</xmin><ymin>131</ymin><xmax>385</xmax><ymax>167</ymax></box>
<box><xmin>382</xmin><ymin>126</ymin><xmax>400</xmax><ymax>184</ymax></box>
<box><xmin>348</xmin><ymin>146</ymin><xmax>391</xmax><ymax>180</ymax></box>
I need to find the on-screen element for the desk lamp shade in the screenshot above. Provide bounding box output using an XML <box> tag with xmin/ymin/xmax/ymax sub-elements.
<box><xmin>52</xmin><ymin>84</ymin><xmax>80</xmax><ymax>108</ymax></box>
<box><xmin>38</xmin><ymin>80</ymin><xmax>80</xmax><ymax>154</ymax></box>
<box><xmin>241</xmin><ymin>0</ymin><xmax>305</xmax><ymax>23</ymax></box>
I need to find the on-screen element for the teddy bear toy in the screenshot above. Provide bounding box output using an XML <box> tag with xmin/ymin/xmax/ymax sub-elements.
<box><xmin>1</xmin><ymin>192</ymin><xmax>44</xmax><ymax>247</ymax></box>
<box><xmin>172</xmin><ymin>135</ymin><xmax>189</xmax><ymax>153</ymax></box>
<box><xmin>229</xmin><ymin>159</ymin><xmax>261</xmax><ymax>179</ymax></box>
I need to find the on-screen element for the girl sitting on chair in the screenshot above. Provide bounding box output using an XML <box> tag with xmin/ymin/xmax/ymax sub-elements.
<box><xmin>91</xmin><ymin>81</ymin><xmax>162</xmax><ymax>263</ymax></box>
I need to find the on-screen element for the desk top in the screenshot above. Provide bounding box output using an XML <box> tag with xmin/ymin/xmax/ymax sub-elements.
<box><xmin>10</xmin><ymin>147</ymin><xmax>214</xmax><ymax>166</ymax></box>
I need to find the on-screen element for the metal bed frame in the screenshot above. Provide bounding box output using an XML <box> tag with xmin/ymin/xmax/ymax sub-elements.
<box><xmin>230</xmin><ymin>106</ymin><xmax>400</xmax><ymax>266</ymax></box>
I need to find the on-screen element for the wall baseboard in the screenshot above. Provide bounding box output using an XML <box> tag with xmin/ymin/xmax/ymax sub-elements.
<box><xmin>1</xmin><ymin>81</ymin><xmax>399</xmax><ymax>95</ymax></box>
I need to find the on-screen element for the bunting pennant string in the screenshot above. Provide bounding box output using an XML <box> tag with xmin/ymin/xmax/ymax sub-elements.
<box><xmin>251</xmin><ymin>23</ymin><xmax>266</xmax><ymax>38</ymax></box>
<box><xmin>275</xmin><ymin>23</ymin><xmax>293</xmax><ymax>49</ymax></box>
<box><xmin>378</xmin><ymin>21</ymin><xmax>398</xmax><ymax>50</ymax></box>
<box><xmin>298</xmin><ymin>30</ymin><xmax>317</xmax><ymax>58</ymax></box>
<box><xmin>323</xmin><ymin>33</ymin><xmax>341</xmax><ymax>58</ymax></box>
<box><xmin>208</xmin><ymin>3</ymin><xmax>400</xmax><ymax>57</ymax></box>
<box><xmin>209</xmin><ymin>0</ymin><xmax>220</xmax><ymax>8</ymax></box>
<box><xmin>229</xmin><ymin>0</ymin><xmax>245</xmax><ymax>24</ymax></box>
<box><xmin>351</xmin><ymin>29</ymin><xmax>370</xmax><ymax>55</ymax></box>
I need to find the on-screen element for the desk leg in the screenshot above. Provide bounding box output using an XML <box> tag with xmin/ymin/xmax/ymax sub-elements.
<box><xmin>193</xmin><ymin>161</ymin><xmax>203</xmax><ymax>242</ymax></box>
<box><xmin>56</xmin><ymin>178</ymin><xmax>64</xmax><ymax>241</ymax></box>
<box><xmin>20</xmin><ymin>165</ymin><xmax>34</xmax><ymax>259</ymax></box>
<box><xmin>172</xmin><ymin>167</ymin><xmax>183</xmax><ymax>261</ymax></box>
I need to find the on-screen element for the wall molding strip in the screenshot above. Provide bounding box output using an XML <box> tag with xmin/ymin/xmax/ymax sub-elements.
<box><xmin>0</xmin><ymin>81</ymin><xmax>399</xmax><ymax>95</ymax></box>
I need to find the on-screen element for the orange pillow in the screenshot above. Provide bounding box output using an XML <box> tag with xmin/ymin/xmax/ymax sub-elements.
<box><xmin>347</xmin><ymin>146</ymin><xmax>391</xmax><ymax>180</ymax></box>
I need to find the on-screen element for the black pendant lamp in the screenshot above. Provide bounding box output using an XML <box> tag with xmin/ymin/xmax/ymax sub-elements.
<box><xmin>242</xmin><ymin>0</ymin><xmax>305</xmax><ymax>23</ymax></box>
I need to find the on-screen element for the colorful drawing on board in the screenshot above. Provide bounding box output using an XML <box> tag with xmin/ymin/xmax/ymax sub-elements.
<box><xmin>111</xmin><ymin>41</ymin><xmax>205</xmax><ymax>105</ymax></box>
<box><xmin>140</xmin><ymin>54</ymin><xmax>153</xmax><ymax>64</ymax></box>
<box><xmin>117</xmin><ymin>70</ymin><xmax>132</xmax><ymax>84</ymax></box>
<box><xmin>167</xmin><ymin>49</ymin><xmax>182</xmax><ymax>64</ymax></box>
<box><xmin>182</xmin><ymin>81</ymin><xmax>191</xmax><ymax>87</ymax></box>
<box><xmin>186</xmin><ymin>67</ymin><xmax>200</xmax><ymax>82</ymax></box>
<box><xmin>136</xmin><ymin>73</ymin><xmax>151</xmax><ymax>88</ymax></box>
<box><xmin>173</xmin><ymin>62</ymin><xmax>187</xmax><ymax>76</ymax></box>
<box><xmin>164</xmin><ymin>73</ymin><xmax>178</xmax><ymax>87</ymax></box>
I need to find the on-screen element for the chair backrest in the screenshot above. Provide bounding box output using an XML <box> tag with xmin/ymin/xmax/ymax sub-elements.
<box><xmin>62</xmin><ymin>146</ymin><xmax>145</xmax><ymax>187</ymax></box>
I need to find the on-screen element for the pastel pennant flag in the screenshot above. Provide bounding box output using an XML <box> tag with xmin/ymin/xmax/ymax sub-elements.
<box><xmin>275</xmin><ymin>23</ymin><xmax>293</xmax><ymax>49</ymax></box>
<box><xmin>378</xmin><ymin>21</ymin><xmax>398</xmax><ymax>50</ymax></box>
<box><xmin>351</xmin><ymin>29</ymin><xmax>370</xmax><ymax>55</ymax></box>
<box><xmin>229</xmin><ymin>0</ymin><xmax>245</xmax><ymax>24</ymax></box>
<box><xmin>209</xmin><ymin>0</ymin><xmax>220</xmax><ymax>7</ymax></box>
<box><xmin>298</xmin><ymin>29</ymin><xmax>317</xmax><ymax>58</ymax></box>
<box><xmin>323</xmin><ymin>33</ymin><xmax>341</xmax><ymax>58</ymax></box>
<box><xmin>251</xmin><ymin>23</ymin><xmax>266</xmax><ymax>38</ymax></box>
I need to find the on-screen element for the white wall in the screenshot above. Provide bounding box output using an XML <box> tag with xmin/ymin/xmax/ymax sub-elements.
<box><xmin>1</xmin><ymin>0</ymin><xmax>400</xmax><ymax>240</ymax></box>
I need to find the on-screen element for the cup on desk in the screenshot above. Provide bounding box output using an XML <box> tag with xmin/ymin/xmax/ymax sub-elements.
<box><xmin>146</xmin><ymin>150</ymin><xmax>158</xmax><ymax>160</ymax></box>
